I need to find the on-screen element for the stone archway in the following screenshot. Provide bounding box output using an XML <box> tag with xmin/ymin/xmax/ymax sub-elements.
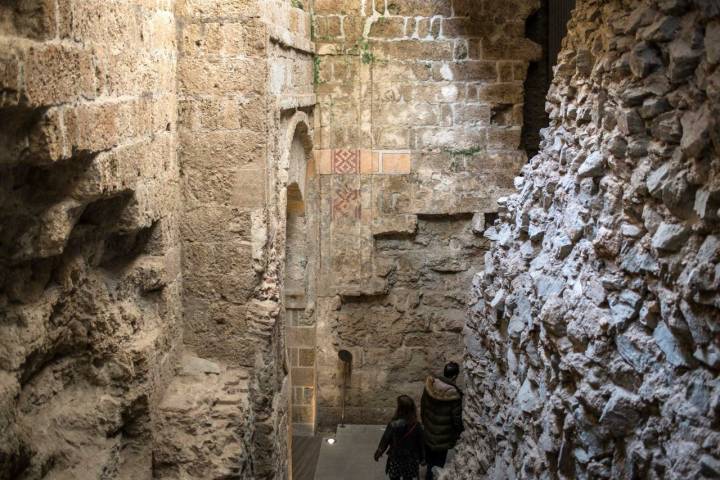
<box><xmin>281</xmin><ymin>114</ymin><xmax>317</xmax><ymax>438</ymax></box>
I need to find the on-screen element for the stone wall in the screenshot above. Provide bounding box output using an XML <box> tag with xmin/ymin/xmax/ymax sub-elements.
<box><xmin>0</xmin><ymin>1</ymin><xmax>181</xmax><ymax>478</ymax></box>
<box><xmin>176</xmin><ymin>0</ymin><xmax>315</xmax><ymax>477</ymax></box>
<box><xmin>0</xmin><ymin>0</ymin><xmax>315</xmax><ymax>478</ymax></box>
<box><xmin>177</xmin><ymin>0</ymin><xmax>269</xmax><ymax>370</ymax></box>
<box><xmin>445</xmin><ymin>0</ymin><xmax>720</xmax><ymax>478</ymax></box>
<box><xmin>312</xmin><ymin>0</ymin><xmax>542</xmax><ymax>428</ymax></box>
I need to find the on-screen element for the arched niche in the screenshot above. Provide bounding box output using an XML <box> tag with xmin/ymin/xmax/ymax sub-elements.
<box><xmin>281</xmin><ymin>111</ymin><xmax>317</xmax><ymax>437</ymax></box>
<box><xmin>284</xmin><ymin>181</ymin><xmax>306</xmax><ymax>298</ymax></box>
<box><xmin>282</xmin><ymin>112</ymin><xmax>313</xmax><ymax>304</ymax></box>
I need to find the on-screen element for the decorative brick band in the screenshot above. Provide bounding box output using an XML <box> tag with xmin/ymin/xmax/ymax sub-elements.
<box><xmin>315</xmin><ymin>149</ymin><xmax>411</xmax><ymax>175</ymax></box>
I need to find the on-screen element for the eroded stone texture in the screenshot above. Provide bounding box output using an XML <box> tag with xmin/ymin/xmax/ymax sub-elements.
<box><xmin>443</xmin><ymin>1</ymin><xmax>720</xmax><ymax>478</ymax></box>
<box><xmin>0</xmin><ymin>1</ymin><xmax>182</xmax><ymax>478</ymax></box>
<box><xmin>154</xmin><ymin>354</ymin><xmax>251</xmax><ymax>479</ymax></box>
<box><xmin>1</xmin><ymin>0</ymin><xmax>315</xmax><ymax>478</ymax></box>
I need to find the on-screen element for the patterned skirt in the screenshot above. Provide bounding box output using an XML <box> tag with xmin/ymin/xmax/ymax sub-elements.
<box><xmin>386</xmin><ymin>454</ymin><xmax>420</xmax><ymax>479</ymax></box>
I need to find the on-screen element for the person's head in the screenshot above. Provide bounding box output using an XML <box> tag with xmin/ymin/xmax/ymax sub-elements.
<box><xmin>444</xmin><ymin>361</ymin><xmax>460</xmax><ymax>380</ymax></box>
<box><xmin>393</xmin><ymin>395</ymin><xmax>417</xmax><ymax>423</ymax></box>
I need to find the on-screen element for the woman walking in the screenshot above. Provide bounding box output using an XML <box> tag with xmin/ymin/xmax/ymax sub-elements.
<box><xmin>374</xmin><ymin>395</ymin><xmax>425</xmax><ymax>480</ymax></box>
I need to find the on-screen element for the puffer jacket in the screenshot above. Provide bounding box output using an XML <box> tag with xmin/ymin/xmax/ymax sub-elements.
<box><xmin>421</xmin><ymin>375</ymin><xmax>463</xmax><ymax>451</ymax></box>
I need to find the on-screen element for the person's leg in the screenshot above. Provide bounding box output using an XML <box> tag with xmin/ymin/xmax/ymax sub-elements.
<box><xmin>425</xmin><ymin>449</ymin><xmax>449</xmax><ymax>480</ymax></box>
<box><xmin>436</xmin><ymin>449</ymin><xmax>448</xmax><ymax>469</ymax></box>
<box><xmin>425</xmin><ymin>449</ymin><xmax>438</xmax><ymax>480</ymax></box>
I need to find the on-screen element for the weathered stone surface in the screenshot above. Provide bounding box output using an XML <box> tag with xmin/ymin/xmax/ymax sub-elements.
<box><xmin>0</xmin><ymin>0</ymin><xmax>310</xmax><ymax>478</ymax></box>
<box><xmin>577</xmin><ymin>151</ymin><xmax>605</xmax><ymax>178</ymax></box>
<box><xmin>652</xmin><ymin>221</ymin><xmax>690</xmax><ymax>251</ymax></box>
<box><xmin>4</xmin><ymin>1</ymin><xmax>720</xmax><ymax>479</ymax></box>
<box><xmin>442</xmin><ymin>2</ymin><xmax>720</xmax><ymax>479</ymax></box>
<box><xmin>0</xmin><ymin>1</ymin><xmax>184</xmax><ymax>478</ymax></box>
<box><xmin>154</xmin><ymin>355</ymin><xmax>251</xmax><ymax>479</ymax></box>
<box><xmin>313</xmin><ymin>0</ymin><xmax>534</xmax><ymax>430</ymax></box>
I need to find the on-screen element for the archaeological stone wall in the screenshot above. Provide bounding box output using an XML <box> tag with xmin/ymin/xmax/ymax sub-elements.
<box><xmin>312</xmin><ymin>0</ymin><xmax>543</xmax><ymax>428</ymax></box>
<box><xmin>444</xmin><ymin>0</ymin><xmax>720</xmax><ymax>478</ymax></box>
<box><xmin>174</xmin><ymin>0</ymin><xmax>315</xmax><ymax>478</ymax></box>
<box><xmin>0</xmin><ymin>1</ymin><xmax>181</xmax><ymax>478</ymax></box>
<box><xmin>0</xmin><ymin>0</ymin><xmax>315</xmax><ymax>478</ymax></box>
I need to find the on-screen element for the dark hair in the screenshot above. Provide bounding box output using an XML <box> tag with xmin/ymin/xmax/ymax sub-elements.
<box><xmin>444</xmin><ymin>361</ymin><xmax>460</xmax><ymax>379</ymax></box>
<box><xmin>393</xmin><ymin>395</ymin><xmax>417</xmax><ymax>423</ymax></box>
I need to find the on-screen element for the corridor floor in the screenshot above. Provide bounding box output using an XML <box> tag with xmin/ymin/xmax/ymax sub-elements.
<box><xmin>312</xmin><ymin>425</ymin><xmax>388</xmax><ymax>480</ymax></box>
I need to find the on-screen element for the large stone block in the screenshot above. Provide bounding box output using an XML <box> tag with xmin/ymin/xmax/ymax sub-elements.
<box><xmin>442</xmin><ymin>61</ymin><xmax>497</xmax><ymax>81</ymax></box>
<box><xmin>385</xmin><ymin>0</ymin><xmax>451</xmax><ymax>16</ymax></box>
<box><xmin>478</xmin><ymin>82</ymin><xmax>524</xmax><ymax>104</ymax></box>
<box><xmin>178</xmin><ymin>56</ymin><xmax>266</xmax><ymax>96</ymax></box>
<box><xmin>176</xmin><ymin>0</ymin><xmax>258</xmax><ymax>20</ymax></box>
<box><xmin>181</xmin><ymin>20</ymin><xmax>266</xmax><ymax>57</ymax></box>
<box><xmin>179</xmin><ymin>94</ymin><xmax>265</xmax><ymax>133</ymax></box>
<box><xmin>23</xmin><ymin>44</ymin><xmax>95</xmax><ymax>106</ymax></box>
<box><xmin>180</xmin><ymin>129</ymin><xmax>266</xmax><ymax>172</ymax></box>
<box><xmin>368</xmin><ymin>16</ymin><xmax>406</xmax><ymax>38</ymax></box>
<box><xmin>181</xmin><ymin>206</ymin><xmax>252</xmax><ymax>244</ymax></box>
<box><xmin>60</xmin><ymin>0</ymin><xmax>140</xmax><ymax>46</ymax></box>
<box><xmin>374</xmin><ymin>40</ymin><xmax>454</xmax><ymax>61</ymax></box>
<box><xmin>314</xmin><ymin>0</ymin><xmax>363</xmax><ymax>15</ymax></box>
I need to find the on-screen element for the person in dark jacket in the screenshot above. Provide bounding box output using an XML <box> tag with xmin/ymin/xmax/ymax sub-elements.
<box><xmin>374</xmin><ymin>395</ymin><xmax>425</xmax><ymax>480</ymax></box>
<box><xmin>421</xmin><ymin>361</ymin><xmax>463</xmax><ymax>480</ymax></box>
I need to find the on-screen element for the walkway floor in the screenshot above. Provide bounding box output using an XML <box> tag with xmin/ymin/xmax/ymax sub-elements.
<box><xmin>292</xmin><ymin>435</ymin><xmax>322</xmax><ymax>480</ymax></box>
<box><xmin>314</xmin><ymin>425</ymin><xmax>388</xmax><ymax>480</ymax></box>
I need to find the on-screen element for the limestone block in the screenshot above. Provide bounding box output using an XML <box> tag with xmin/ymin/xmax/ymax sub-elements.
<box><xmin>651</xmin><ymin>222</ymin><xmax>690</xmax><ymax>252</ymax></box>
<box><xmin>681</xmin><ymin>106</ymin><xmax>711</xmax><ymax>159</ymax></box>
<box><xmin>385</xmin><ymin>0</ymin><xmax>450</xmax><ymax>17</ymax></box>
<box><xmin>61</xmin><ymin>0</ymin><xmax>141</xmax><ymax>46</ymax></box>
<box><xmin>314</xmin><ymin>0</ymin><xmax>363</xmax><ymax>15</ymax></box>
<box><xmin>176</xmin><ymin>0</ymin><xmax>257</xmax><ymax>20</ymax></box>
<box><xmin>181</xmin><ymin>21</ymin><xmax>266</xmax><ymax>57</ymax></box>
<box><xmin>23</xmin><ymin>44</ymin><xmax>95</xmax><ymax>106</ymax></box>
<box><xmin>368</xmin><ymin>16</ymin><xmax>406</xmax><ymax>39</ymax></box>
<box><xmin>482</xmin><ymin>39</ymin><xmax>542</xmax><ymax>62</ymax></box>
<box><xmin>478</xmin><ymin>82</ymin><xmax>524</xmax><ymax>104</ymax></box>
<box><xmin>15</xmin><ymin>199</ymin><xmax>83</xmax><ymax>261</ymax></box>
<box><xmin>374</xmin><ymin>40</ymin><xmax>454</xmax><ymax>61</ymax></box>
<box><xmin>178</xmin><ymin>56</ymin><xmax>266</xmax><ymax>96</ymax></box>
<box><xmin>706</xmin><ymin>20</ymin><xmax>720</xmax><ymax>65</ymax></box>
<box><xmin>0</xmin><ymin>0</ymin><xmax>56</xmax><ymax>40</ymax></box>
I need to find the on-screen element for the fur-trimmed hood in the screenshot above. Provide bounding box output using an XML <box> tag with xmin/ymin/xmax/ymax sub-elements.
<box><xmin>424</xmin><ymin>376</ymin><xmax>461</xmax><ymax>401</ymax></box>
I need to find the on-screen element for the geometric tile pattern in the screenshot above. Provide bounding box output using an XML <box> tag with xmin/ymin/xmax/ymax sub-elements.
<box><xmin>331</xmin><ymin>149</ymin><xmax>360</xmax><ymax>174</ymax></box>
<box><xmin>332</xmin><ymin>184</ymin><xmax>361</xmax><ymax>220</ymax></box>
<box><xmin>316</xmin><ymin>149</ymin><xmax>411</xmax><ymax>175</ymax></box>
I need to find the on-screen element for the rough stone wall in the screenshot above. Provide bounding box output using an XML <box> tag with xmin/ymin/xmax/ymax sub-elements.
<box><xmin>175</xmin><ymin>0</ymin><xmax>315</xmax><ymax>477</ymax></box>
<box><xmin>0</xmin><ymin>1</ymin><xmax>181</xmax><ymax>478</ymax></box>
<box><xmin>1</xmin><ymin>0</ymin><xmax>314</xmax><ymax>477</ymax></box>
<box><xmin>264</xmin><ymin>1</ymin><xmax>317</xmax><ymax>440</ymax></box>
<box><xmin>177</xmin><ymin>0</ymin><xmax>269</xmax><ymax>368</ymax></box>
<box><xmin>445</xmin><ymin>0</ymin><xmax>720</xmax><ymax>478</ymax></box>
<box><xmin>312</xmin><ymin>0</ymin><xmax>541</xmax><ymax>428</ymax></box>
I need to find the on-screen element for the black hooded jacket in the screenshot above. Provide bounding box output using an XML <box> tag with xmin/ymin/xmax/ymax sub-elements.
<box><xmin>421</xmin><ymin>375</ymin><xmax>463</xmax><ymax>451</ymax></box>
<box><xmin>376</xmin><ymin>418</ymin><xmax>425</xmax><ymax>466</ymax></box>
